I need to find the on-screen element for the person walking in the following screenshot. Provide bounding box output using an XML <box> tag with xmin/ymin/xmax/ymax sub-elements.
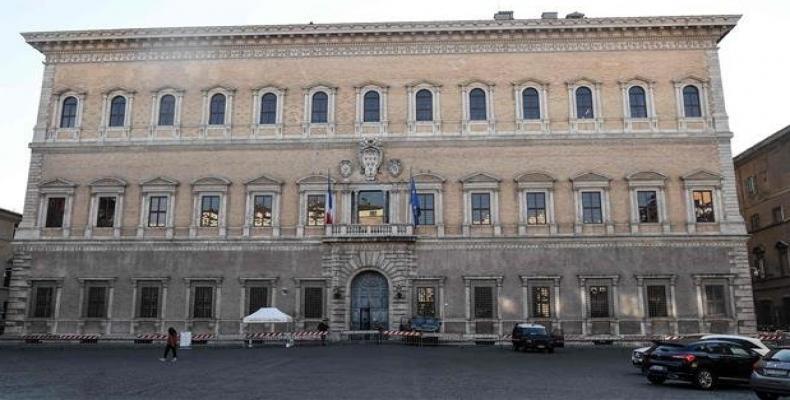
<box><xmin>160</xmin><ymin>327</ymin><xmax>179</xmax><ymax>362</ymax></box>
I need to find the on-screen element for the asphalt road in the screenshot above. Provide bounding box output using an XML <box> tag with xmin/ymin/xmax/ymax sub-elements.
<box><xmin>0</xmin><ymin>343</ymin><xmax>759</xmax><ymax>399</ymax></box>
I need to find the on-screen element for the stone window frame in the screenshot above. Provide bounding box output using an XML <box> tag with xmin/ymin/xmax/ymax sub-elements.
<box><xmin>200</xmin><ymin>86</ymin><xmax>235</xmax><ymax>138</ymax></box>
<box><xmin>99</xmin><ymin>88</ymin><xmax>135</xmax><ymax>138</ymax></box>
<box><xmin>49</xmin><ymin>89</ymin><xmax>85</xmax><ymax>140</ymax></box>
<box><xmin>626</xmin><ymin>171</ymin><xmax>670</xmax><ymax>234</ymax></box>
<box><xmin>149</xmin><ymin>87</ymin><xmax>184</xmax><ymax>138</ymax></box>
<box><xmin>619</xmin><ymin>77</ymin><xmax>658</xmax><ymax>132</ymax></box>
<box><xmin>519</xmin><ymin>275</ymin><xmax>561</xmax><ymax>322</ymax></box>
<box><xmin>27</xmin><ymin>279</ymin><xmax>64</xmax><ymax>329</ymax></box>
<box><xmin>408</xmin><ymin>173</ymin><xmax>446</xmax><ymax>237</ymax></box>
<box><xmin>405</xmin><ymin>80</ymin><xmax>442</xmax><ymax>135</ymax></box>
<box><xmin>36</xmin><ymin>178</ymin><xmax>77</xmax><ymax>238</ymax></box>
<box><xmin>692</xmin><ymin>274</ymin><xmax>736</xmax><ymax>332</ymax></box>
<box><xmin>570</xmin><ymin>172</ymin><xmax>613</xmax><ymax>234</ymax></box>
<box><xmin>459</xmin><ymin>79</ymin><xmax>496</xmax><ymax>135</ymax></box>
<box><xmin>673</xmin><ymin>76</ymin><xmax>712</xmax><ymax>131</ymax></box>
<box><xmin>354</xmin><ymin>82</ymin><xmax>389</xmax><ymax>135</ymax></box>
<box><xmin>460</xmin><ymin>172</ymin><xmax>501</xmax><ymax>236</ymax></box>
<box><xmin>250</xmin><ymin>85</ymin><xmax>286</xmax><ymax>137</ymax></box>
<box><xmin>84</xmin><ymin>177</ymin><xmax>127</xmax><ymax>239</ymax></box>
<box><xmin>130</xmin><ymin>277</ymin><xmax>169</xmax><ymax>335</ymax></box>
<box><xmin>566</xmin><ymin>77</ymin><xmax>603</xmax><ymax>133</ymax></box>
<box><xmin>296</xmin><ymin>174</ymin><xmax>336</xmax><ymax>237</ymax></box>
<box><xmin>188</xmin><ymin>176</ymin><xmax>231</xmax><ymax>238</ymax></box>
<box><xmin>302</xmin><ymin>83</ymin><xmax>337</xmax><ymax>136</ymax></box>
<box><xmin>512</xmin><ymin>79</ymin><xmax>550</xmax><ymax>134</ymax></box>
<box><xmin>635</xmin><ymin>274</ymin><xmax>678</xmax><ymax>336</ymax></box>
<box><xmin>515</xmin><ymin>171</ymin><xmax>557</xmax><ymax>235</ymax></box>
<box><xmin>242</xmin><ymin>174</ymin><xmax>283</xmax><ymax>237</ymax></box>
<box><xmin>136</xmin><ymin>176</ymin><xmax>179</xmax><ymax>239</ymax></box>
<box><xmin>681</xmin><ymin>169</ymin><xmax>724</xmax><ymax>233</ymax></box>
<box><xmin>294</xmin><ymin>278</ymin><xmax>329</xmax><ymax>324</ymax></box>
<box><xmin>239</xmin><ymin>277</ymin><xmax>279</xmax><ymax>333</ymax></box>
<box><xmin>184</xmin><ymin>278</ymin><xmax>223</xmax><ymax>334</ymax></box>
<box><xmin>577</xmin><ymin>274</ymin><xmax>620</xmax><ymax>336</ymax></box>
<box><xmin>77</xmin><ymin>278</ymin><xmax>116</xmax><ymax>335</ymax></box>
<box><xmin>463</xmin><ymin>275</ymin><xmax>503</xmax><ymax>336</ymax></box>
<box><xmin>409</xmin><ymin>276</ymin><xmax>445</xmax><ymax>324</ymax></box>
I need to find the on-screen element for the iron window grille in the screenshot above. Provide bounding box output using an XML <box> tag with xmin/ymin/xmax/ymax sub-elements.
<box><xmin>96</xmin><ymin>196</ymin><xmax>116</xmax><ymax>228</ymax></box>
<box><xmin>248</xmin><ymin>287</ymin><xmax>269</xmax><ymax>315</ymax></box>
<box><xmin>193</xmin><ymin>286</ymin><xmax>213</xmax><ymax>319</ymax></box>
<box><xmin>86</xmin><ymin>286</ymin><xmax>107</xmax><ymax>318</ymax></box>
<box><xmin>473</xmin><ymin>286</ymin><xmax>494</xmax><ymax>319</ymax></box>
<box><xmin>531</xmin><ymin>286</ymin><xmax>551</xmax><ymax>318</ymax></box>
<box><xmin>646</xmin><ymin>285</ymin><xmax>668</xmax><ymax>318</ymax></box>
<box><xmin>589</xmin><ymin>286</ymin><xmax>610</xmax><ymax>318</ymax></box>
<box><xmin>33</xmin><ymin>287</ymin><xmax>54</xmax><ymax>318</ymax></box>
<box><xmin>139</xmin><ymin>286</ymin><xmax>159</xmax><ymax>318</ymax></box>
<box><xmin>704</xmin><ymin>285</ymin><xmax>727</xmax><ymax>317</ymax></box>
<box><xmin>303</xmin><ymin>287</ymin><xmax>323</xmax><ymax>319</ymax></box>
<box><xmin>416</xmin><ymin>287</ymin><xmax>436</xmax><ymax>317</ymax></box>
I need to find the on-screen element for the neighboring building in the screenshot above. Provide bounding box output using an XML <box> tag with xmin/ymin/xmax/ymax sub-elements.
<box><xmin>735</xmin><ymin>125</ymin><xmax>790</xmax><ymax>330</ymax></box>
<box><xmin>7</xmin><ymin>12</ymin><xmax>753</xmax><ymax>340</ymax></box>
<box><xmin>0</xmin><ymin>208</ymin><xmax>22</xmax><ymax>334</ymax></box>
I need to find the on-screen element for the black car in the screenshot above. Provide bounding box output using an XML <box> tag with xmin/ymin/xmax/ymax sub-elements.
<box><xmin>644</xmin><ymin>340</ymin><xmax>761</xmax><ymax>390</ymax></box>
<box><xmin>511</xmin><ymin>323</ymin><xmax>554</xmax><ymax>353</ymax></box>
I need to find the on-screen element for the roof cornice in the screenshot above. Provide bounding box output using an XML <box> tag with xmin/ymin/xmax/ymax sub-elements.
<box><xmin>734</xmin><ymin>124</ymin><xmax>790</xmax><ymax>165</ymax></box>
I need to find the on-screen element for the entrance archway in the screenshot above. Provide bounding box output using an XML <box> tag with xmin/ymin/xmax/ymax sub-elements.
<box><xmin>350</xmin><ymin>271</ymin><xmax>389</xmax><ymax>330</ymax></box>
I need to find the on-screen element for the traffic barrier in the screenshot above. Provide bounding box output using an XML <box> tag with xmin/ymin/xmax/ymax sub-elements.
<box><xmin>191</xmin><ymin>334</ymin><xmax>214</xmax><ymax>344</ymax></box>
<box><xmin>134</xmin><ymin>333</ymin><xmax>167</xmax><ymax>344</ymax></box>
<box><xmin>23</xmin><ymin>334</ymin><xmax>99</xmax><ymax>344</ymax></box>
<box><xmin>383</xmin><ymin>330</ymin><xmax>422</xmax><ymax>337</ymax></box>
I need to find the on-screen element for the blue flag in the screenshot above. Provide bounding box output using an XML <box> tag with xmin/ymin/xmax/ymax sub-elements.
<box><xmin>409</xmin><ymin>176</ymin><xmax>421</xmax><ymax>226</ymax></box>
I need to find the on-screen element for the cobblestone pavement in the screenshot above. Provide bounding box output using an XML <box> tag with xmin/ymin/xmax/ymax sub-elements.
<box><xmin>0</xmin><ymin>343</ymin><xmax>758</xmax><ymax>399</ymax></box>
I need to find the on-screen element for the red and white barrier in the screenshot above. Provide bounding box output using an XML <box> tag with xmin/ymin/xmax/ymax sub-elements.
<box><xmin>383</xmin><ymin>330</ymin><xmax>422</xmax><ymax>337</ymax></box>
<box><xmin>23</xmin><ymin>334</ymin><xmax>99</xmax><ymax>343</ymax></box>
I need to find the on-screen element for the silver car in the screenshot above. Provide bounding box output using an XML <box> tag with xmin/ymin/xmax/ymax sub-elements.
<box><xmin>752</xmin><ymin>347</ymin><xmax>790</xmax><ymax>400</ymax></box>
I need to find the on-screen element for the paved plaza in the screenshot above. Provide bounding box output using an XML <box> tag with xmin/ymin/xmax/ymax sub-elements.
<box><xmin>0</xmin><ymin>343</ymin><xmax>760</xmax><ymax>399</ymax></box>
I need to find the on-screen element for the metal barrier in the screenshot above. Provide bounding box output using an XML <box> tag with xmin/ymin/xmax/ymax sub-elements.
<box><xmin>23</xmin><ymin>334</ymin><xmax>100</xmax><ymax>344</ymax></box>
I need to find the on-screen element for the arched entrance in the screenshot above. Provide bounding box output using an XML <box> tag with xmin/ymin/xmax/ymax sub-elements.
<box><xmin>350</xmin><ymin>271</ymin><xmax>389</xmax><ymax>330</ymax></box>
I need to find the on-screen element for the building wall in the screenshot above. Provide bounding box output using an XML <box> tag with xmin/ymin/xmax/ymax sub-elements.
<box><xmin>0</xmin><ymin>209</ymin><xmax>22</xmax><ymax>334</ymax></box>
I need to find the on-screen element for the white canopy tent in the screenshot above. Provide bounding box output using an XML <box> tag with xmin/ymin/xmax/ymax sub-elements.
<box><xmin>243</xmin><ymin>307</ymin><xmax>293</xmax><ymax>324</ymax></box>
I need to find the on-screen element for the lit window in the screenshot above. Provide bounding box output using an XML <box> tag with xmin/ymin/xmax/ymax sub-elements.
<box><xmin>693</xmin><ymin>190</ymin><xmax>715</xmax><ymax>223</ymax></box>
<box><xmin>200</xmin><ymin>195</ymin><xmax>220</xmax><ymax>227</ymax></box>
<box><xmin>253</xmin><ymin>195</ymin><xmax>273</xmax><ymax>227</ymax></box>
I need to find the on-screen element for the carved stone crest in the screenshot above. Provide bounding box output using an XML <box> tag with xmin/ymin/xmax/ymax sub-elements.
<box><xmin>339</xmin><ymin>160</ymin><xmax>353</xmax><ymax>178</ymax></box>
<box><xmin>358</xmin><ymin>138</ymin><xmax>383</xmax><ymax>181</ymax></box>
<box><xmin>387</xmin><ymin>159</ymin><xmax>402</xmax><ymax>177</ymax></box>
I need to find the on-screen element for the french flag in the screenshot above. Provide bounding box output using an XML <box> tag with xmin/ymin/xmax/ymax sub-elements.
<box><xmin>325</xmin><ymin>174</ymin><xmax>334</xmax><ymax>225</ymax></box>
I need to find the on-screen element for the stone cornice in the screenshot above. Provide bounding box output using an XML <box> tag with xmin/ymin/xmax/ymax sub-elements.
<box><xmin>21</xmin><ymin>15</ymin><xmax>739</xmax><ymax>63</ymax></box>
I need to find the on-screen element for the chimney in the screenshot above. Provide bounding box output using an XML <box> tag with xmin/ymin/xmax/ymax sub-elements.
<box><xmin>494</xmin><ymin>11</ymin><xmax>514</xmax><ymax>21</ymax></box>
<box><xmin>566</xmin><ymin>11</ymin><xmax>585</xmax><ymax>19</ymax></box>
<box><xmin>541</xmin><ymin>12</ymin><xmax>558</xmax><ymax>19</ymax></box>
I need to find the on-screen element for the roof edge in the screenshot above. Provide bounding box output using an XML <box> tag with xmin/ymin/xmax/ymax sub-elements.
<box><xmin>734</xmin><ymin>124</ymin><xmax>790</xmax><ymax>165</ymax></box>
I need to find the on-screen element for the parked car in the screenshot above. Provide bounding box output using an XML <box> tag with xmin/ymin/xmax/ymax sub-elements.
<box><xmin>408</xmin><ymin>316</ymin><xmax>441</xmax><ymax>332</ymax></box>
<box><xmin>511</xmin><ymin>323</ymin><xmax>554</xmax><ymax>353</ymax></box>
<box><xmin>701</xmin><ymin>334</ymin><xmax>772</xmax><ymax>357</ymax></box>
<box><xmin>551</xmin><ymin>328</ymin><xmax>565</xmax><ymax>348</ymax></box>
<box><xmin>752</xmin><ymin>347</ymin><xmax>790</xmax><ymax>400</ymax></box>
<box><xmin>632</xmin><ymin>345</ymin><xmax>654</xmax><ymax>368</ymax></box>
<box><xmin>644</xmin><ymin>340</ymin><xmax>761</xmax><ymax>390</ymax></box>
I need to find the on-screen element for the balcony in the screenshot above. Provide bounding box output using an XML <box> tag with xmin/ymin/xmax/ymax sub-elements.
<box><xmin>325</xmin><ymin>224</ymin><xmax>414</xmax><ymax>237</ymax></box>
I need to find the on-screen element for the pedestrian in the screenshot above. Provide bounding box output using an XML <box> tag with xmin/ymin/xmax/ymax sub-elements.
<box><xmin>160</xmin><ymin>327</ymin><xmax>179</xmax><ymax>362</ymax></box>
<box><xmin>317</xmin><ymin>319</ymin><xmax>329</xmax><ymax>346</ymax></box>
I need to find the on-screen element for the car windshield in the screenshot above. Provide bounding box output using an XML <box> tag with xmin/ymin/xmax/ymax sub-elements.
<box><xmin>519</xmin><ymin>327</ymin><xmax>547</xmax><ymax>336</ymax></box>
<box><xmin>768</xmin><ymin>349</ymin><xmax>790</xmax><ymax>362</ymax></box>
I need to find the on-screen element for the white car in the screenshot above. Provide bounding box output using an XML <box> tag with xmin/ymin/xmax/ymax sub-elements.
<box><xmin>632</xmin><ymin>346</ymin><xmax>652</xmax><ymax>368</ymax></box>
<box><xmin>701</xmin><ymin>334</ymin><xmax>771</xmax><ymax>356</ymax></box>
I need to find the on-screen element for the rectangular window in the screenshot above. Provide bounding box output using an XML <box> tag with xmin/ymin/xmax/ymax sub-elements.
<box><xmin>745</xmin><ymin>176</ymin><xmax>757</xmax><ymax>195</ymax></box>
<box><xmin>471</xmin><ymin>193</ymin><xmax>491</xmax><ymax>225</ymax></box>
<box><xmin>32</xmin><ymin>286</ymin><xmax>54</xmax><ymax>318</ymax></box>
<box><xmin>704</xmin><ymin>285</ymin><xmax>726</xmax><ymax>317</ymax></box>
<box><xmin>646</xmin><ymin>285</ymin><xmax>668</xmax><ymax>318</ymax></box>
<box><xmin>773</xmin><ymin>207</ymin><xmax>784</xmax><ymax>224</ymax></box>
<box><xmin>526</xmin><ymin>192</ymin><xmax>547</xmax><ymax>225</ymax></box>
<box><xmin>148</xmin><ymin>196</ymin><xmax>168</xmax><ymax>227</ymax></box>
<box><xmin>86</xmin><ymin>286</ymin><xmax>107</xmax><ymax>318</ymax></box>
<box><xmin>693</xmin><ymin>190</ymin><xmax>715</xmax><ymax>223</ymax></box>
<box><xmin>417</xmin><ymin>193</ymin><xmax>435</xmax><ymax>226</ymax></box>
<box><xmin>252</xmin><ymin>195</ymin><xmax>273</xmax><ymax>227</ymax></box>
<box><xmin>193</xmin><ymin>286</ymin><xmax>213</xmax><ymax>319</ymax></box>
<box><xmin>96</xmin><ymin>196</ymin><xmax>116</xmax><ymax>228</ymax></box>
<box><xmin>637</xmin><ymin>190</ymin><xmax>659</xmax><ymax>223</ymax></box>
<box><xmin>581</xmin><ymin>192</ymin><xmax>603</xmax><ymax>224</ymax></box>
<box><xmin>248</xmin><ymin>287</ymin><xmax>269</xmax><ymax>315</ymax></box>
<box><xmin>138</xmin><ymin>286</ymin><xmax>159</xmax><ymax>319</ymax></box>
<box><xmin>589</xmin><ymin>286</ymin><xmax>610</xmax><ymax>318</ymax></box>
<box><xmin>306</xmin><ymin>194</ymin><xmax>326</xmax><ymax>226</ymax></box>
<box><xmin>354</xmin><ymin>190</ymin><xmax>387</xmax><ymax>225</ymax></box>
<box><xmin>531</xmin><ymin>286</ymin><xmax>551</xmax><ymax>318</ymax></box>
<box><xmin>44</xmin><ymin>197</ymin><xmax>65</xmax><ymax>228</ymax></box>
<box><xmin>200</xmin><ymin>195</ymin><xmax>220</xmax><ymax>227</ymax></box>
<box><xmin>416</xmin><ymin>287</ymin><xmax>436</xmax><ymax>317</ymax></box>
<box><xmin>303</xmin><ymin>287</ymin><xmax>323</xmax><ymax>319</ymax></box>
<box><xmin>3</xmin><ymin>267</ymin><xmax>12</xmax><ymax>287</ymax></box>
<box><xmin>751</xmin><ymin>214</ymin><xmax>761</xmax><ymax>231</ymax></box>
<box><xmin>473</xmin><ymin>286</ymin><xmax>494</xmax><ymax>319</ymax></box>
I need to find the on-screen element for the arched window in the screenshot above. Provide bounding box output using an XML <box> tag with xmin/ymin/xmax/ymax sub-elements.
<box><xmin>415</xmin><ymin>89</ymin><xmax>433</xmax><ymax>122</ymax></box>
<box><xmin>60</xmin><ymin>96</ymin><xmax>78</xmax><ymax>128</ymax></box>
<box><xmin>259</xmin><ymin>93</ymin><xmax>277</xmax><ymax>124</ymax></box>
<box><xmin>158</xmin><ymin>94</ymin><xmax>176</xmax><ymax>126</ymax></box>
<box><xmin>363</xmin><ymin>91</ymin><xmax>380</xmax><ymax>122</ymax></box>
<box><xmin>311</xmin><ymin>91</ymin><xmax>328</xmax><ymax>123</ymax></box>
<box><xmin>209</xmin><ymin>93</ymin><xmax>226</xmax><ymax>125</ymax></box>
<box><xmin>575</xmin><ymin>87</ymin><xmax>594</xmax><ymax>119</ymax></box>
<box><xmin>108</xmin><ymin>96</ymin><xmax>126</xmax><ymax>127</ymax></box>
<box><xmin>522</xmin><ymin>88</ymin><xmax>540</xmax><ymax>120</ymax></box>
<box><xmin>469</xmin><ymin>88</ymin><xmax>487</xmax><ymax>121</ymax></box>
<box><xmin>683</xmin><ymin>85</ymin><xmax>702</xmax><ymax>118</ymax></box>
<box><xmin>628</xmin><ymin>86</ymin><xmax>648</xmax><ymax>118</ymax></box>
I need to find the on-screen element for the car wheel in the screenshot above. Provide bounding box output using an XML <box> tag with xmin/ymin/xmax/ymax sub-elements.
<box><xmin>755</xmin><ymin>391</ymin><xmax>778</xmax><ymax>400</ymax></box>
<box><xmin>647</xmin><ymin>375</ymin><xmax>665</xmax><ymax>385</ymax></box>
<box><xmin>693</xmin><ymin>369</ymin><xmax>716</xmax><ymax>390</ymax></box>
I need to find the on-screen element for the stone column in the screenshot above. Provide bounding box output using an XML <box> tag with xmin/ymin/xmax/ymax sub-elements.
<box><xmin>4</xmin><ymin>253</ymin><xmax>32</xmax><ymax>335</ymax></box>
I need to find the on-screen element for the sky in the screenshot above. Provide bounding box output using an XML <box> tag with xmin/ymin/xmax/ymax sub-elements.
<box><xmin>0</xmin><ymin>0</ymin><xmax>788</xmax><ymax>214</ymax></box>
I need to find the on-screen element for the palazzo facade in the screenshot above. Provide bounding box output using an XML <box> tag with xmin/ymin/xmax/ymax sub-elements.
<box><xmin>6</xmin><ymin>12</ymin><xmax>754</xmax><ymax>339</ymax></box>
